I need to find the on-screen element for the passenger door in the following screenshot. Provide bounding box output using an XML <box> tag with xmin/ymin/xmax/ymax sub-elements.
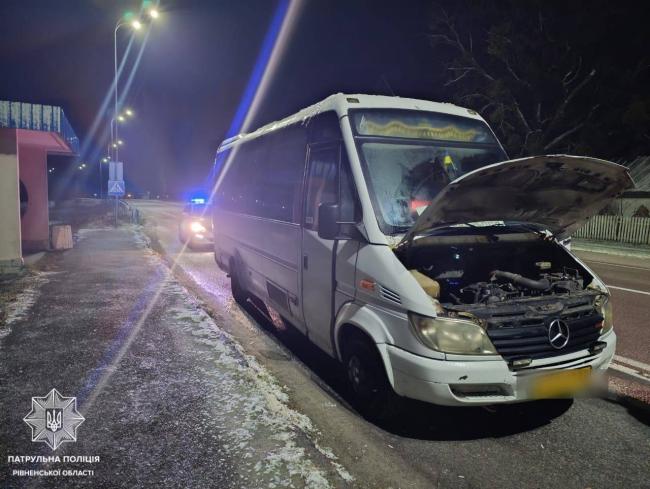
<box><xmin>301</xmin><ymin>143</ymin><xmax>358</xmax><ymax>354</ymax></box>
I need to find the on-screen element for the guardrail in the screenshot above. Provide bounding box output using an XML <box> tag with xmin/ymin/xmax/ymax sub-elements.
<box><xmin>574</xmin><ymin>215</ymin><xmax>650</xmax><ymax>245</ymax></box>
<box><xmin>117</xmin><ymin>200</ymin><xmax>141</xmax><ymax>225</ymax></box>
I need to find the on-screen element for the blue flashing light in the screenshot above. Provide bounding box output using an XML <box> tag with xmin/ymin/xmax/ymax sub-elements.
<box><xmin>224</xmin><ymin>0</ymin><xmax>290</xmax><ymax>140</ymax></box>
<box><xmin>190</xmin><ymin>198</ymin><xmax>206</xmax><ymax>204</ymax></box>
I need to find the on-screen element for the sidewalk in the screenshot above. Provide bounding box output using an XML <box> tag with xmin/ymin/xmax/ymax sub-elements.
<box><xmin>572</xmin><ymin>238</ymin><xmax>650</xmax><ymax>260</ymax></box>
<box><xmin>0</xmin><ymin>226</ymin><xmax>349</xmax><ymax>488</ymax></box>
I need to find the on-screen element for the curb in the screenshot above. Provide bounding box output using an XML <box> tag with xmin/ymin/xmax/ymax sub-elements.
<box><xmin>572</xmin><ymin>241</ymin><xmax>650</xmax><ymax>259</ymax></box>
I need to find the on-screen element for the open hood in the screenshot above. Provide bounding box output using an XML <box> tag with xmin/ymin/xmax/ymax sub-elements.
<box><xmin>400</xmin><ymin>155</ymin><xmax>634</xmax><ymax>244</ymax></box>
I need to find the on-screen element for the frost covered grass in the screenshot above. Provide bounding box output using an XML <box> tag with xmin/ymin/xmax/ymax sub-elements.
<box><xmin>73</xmin><ymin>227</ymin><xmax>114</xmax><ymax>246</ymax></box>
<box><xmin>0</xmin><ymin>272</ymin><xmax>53</xmax><ymax>341</ymax></box>
<box><xmin>163</xmin><ymin>280</ymin><xmax>353</xmax><ymax>488</ymax></box>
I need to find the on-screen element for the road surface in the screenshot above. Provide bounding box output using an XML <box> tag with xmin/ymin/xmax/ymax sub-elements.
<box><xmin>133</xmin><ymin>200</ymin><xmax>650</xmax><ymax>489</ymax></box>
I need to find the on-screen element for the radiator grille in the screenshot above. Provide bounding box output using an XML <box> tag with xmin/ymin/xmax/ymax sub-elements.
<box><xmin>487</xmin><ymin>311</ymin><xmax>602</xmax><ymax>361</ymax></box>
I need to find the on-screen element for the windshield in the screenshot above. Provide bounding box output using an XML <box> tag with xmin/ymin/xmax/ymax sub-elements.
<box><xmin>351</xmin><ymin>109</ymin><xmax>507</xmax><ymax>234</ymax></box>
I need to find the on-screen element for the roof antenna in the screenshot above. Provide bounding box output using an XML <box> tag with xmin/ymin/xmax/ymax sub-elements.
<box><xmin>380</xmin><ymin>74</ymin><xmax>395</xmax><ymax>96</ymax></box>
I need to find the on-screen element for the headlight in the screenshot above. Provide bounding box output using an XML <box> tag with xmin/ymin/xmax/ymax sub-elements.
<box><xmin>588</xmin><ymin>279</ymin><xmax>613</xmax><ymax>334</ymax></box>
<box><xmin>408</xmin><ymin>312</ymin><xmax>497</xmax><ymax>355</ymax></box>
<box><xmin>595</xmin><ymin>294</ymin><xmax>614</xmax><ymax>334</ymax></box>
<box><xmin>190</xmin><ymin>221</ymin><xmax>206</xmax><ymax>233</ymax></box>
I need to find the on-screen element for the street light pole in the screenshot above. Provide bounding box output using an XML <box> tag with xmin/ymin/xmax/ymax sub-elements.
<box><xmin>113</xmin><ymin>20</ymin><xmax>124</xmax><ymax>165</ymax></box>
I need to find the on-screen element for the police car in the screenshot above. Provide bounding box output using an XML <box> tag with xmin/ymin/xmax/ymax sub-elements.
<box><xmin>178</xmin><ymin>198</ymin><xmax>213</xmax><ymax>250</ymax></box>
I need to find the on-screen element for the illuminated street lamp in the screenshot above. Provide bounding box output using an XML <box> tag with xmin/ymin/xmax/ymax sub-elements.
<box><xmin>112</xmin><ymin>16</ymin><xmax>145</xmax><ymax>163</ymax></box>
<box><xmin>111</xmin><ymin>9</ymin><xmax>158</xmax><ymax>163</ymax></box>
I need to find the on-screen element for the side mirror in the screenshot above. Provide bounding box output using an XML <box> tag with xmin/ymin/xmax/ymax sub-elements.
<box><xmin>318</xmin><ymin>203</ymin><xmax>361</xmax><ymax>241</ymax></box>
<box><xmin>317</xmin><ymin>203</ymin><xmax>340</xmax><ymax>240</ymax></box>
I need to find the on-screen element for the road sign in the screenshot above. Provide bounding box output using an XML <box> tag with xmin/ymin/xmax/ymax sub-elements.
<box><xmin>108</xmin><ymin>161</ymin><xmax>123</xmax><ymax>181</ymax></box>
<box><xmin>108</xmin><ymin>180</ymin><xmax>125</xmax><ymax>196</ymax></box>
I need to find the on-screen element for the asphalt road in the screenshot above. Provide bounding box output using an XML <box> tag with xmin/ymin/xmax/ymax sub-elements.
<box><xmin>133</xmin><ymin>200</ymin><xmax>650</xmax><ymax>489</ymax></box>
<box><xmin>574</xmin><ymin>250</ymin><xmax>650</xmax><ymax>366</ymax></box>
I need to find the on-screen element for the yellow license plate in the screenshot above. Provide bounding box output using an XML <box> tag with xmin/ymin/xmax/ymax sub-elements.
<box><xmin>531</xmin><ymin>367</ymin><xmax>592</xmax><ymax>399</ymax></box>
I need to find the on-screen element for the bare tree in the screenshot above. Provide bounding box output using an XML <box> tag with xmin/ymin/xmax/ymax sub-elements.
<box><xmin>430</xmin><ymin>3</ymin><xmax>603</xmax><ymax>156</ymax></box>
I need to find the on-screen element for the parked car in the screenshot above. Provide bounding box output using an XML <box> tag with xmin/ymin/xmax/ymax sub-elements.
<box><xmin>179</xmin><ymin>198</ymin><xmax>213</xmax><ymax>250</ymax></box>
<box><xmin>212</xmin><ymin>93</ymin><xmax>633</xmax><ymax>419</ymax></box>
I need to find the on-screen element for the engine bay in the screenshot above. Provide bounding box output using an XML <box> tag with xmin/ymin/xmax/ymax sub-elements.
<box><xmin>397</xmin><ymin>230</ymin><xmax>598</xmax><ymax>313</ymax></box>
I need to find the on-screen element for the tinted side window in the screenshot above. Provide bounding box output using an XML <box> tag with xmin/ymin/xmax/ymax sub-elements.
<box><xmin>215</xmin><ymin>125</ymin><xmax>307</xmax><ymax>222</ymax></box>
<box><xmin>256</xmin><ymin>125</ymin><xmax>307</xmax><ymax>223</ymax></box>
<box><xmin>304</xmin><ymin>147</ymin><xmax>338</xmax><ymax>230</ymax></box>
<box><xmin>308</xmin><ymin>111</ymin><xmax>341</xmax><ymax>144</ymax></box>
<box><xmin>216</xmin><ymin>143</ymin><xmax>256</xmax><ymax>213</ymax></box>
<box><xmin>304</xmin><ymin>145</ymin><xmax>356</xmax><ymax>231</ymax></box>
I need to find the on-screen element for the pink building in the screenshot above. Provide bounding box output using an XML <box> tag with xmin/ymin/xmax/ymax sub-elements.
<box><xmin>0</xmin><ymin>101</ymin><xmax>79</xmax><ymax>271</ymax></box>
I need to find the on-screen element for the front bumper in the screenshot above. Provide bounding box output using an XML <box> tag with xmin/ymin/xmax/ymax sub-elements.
<box><xmin>191</xmin><ymin>231</ymin><xmax>213</xmax><ymax>244</ymax></box>
<box><xmin>384</xmin><ymin>330</ymin><xmax>616</xmax><ymax>406</ymax></box>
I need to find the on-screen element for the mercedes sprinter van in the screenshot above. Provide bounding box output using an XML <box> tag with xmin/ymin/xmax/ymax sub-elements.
<box><xmin>212</xmin><ymin>94</ymin><xmax>633</xmax><ymax>418</ymax></box>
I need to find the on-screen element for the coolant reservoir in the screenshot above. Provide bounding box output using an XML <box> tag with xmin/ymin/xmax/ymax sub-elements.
<box><xmin>409</xmin><ymin>270</ymin><xmax>440</xmax><ymax>299</ymax></box>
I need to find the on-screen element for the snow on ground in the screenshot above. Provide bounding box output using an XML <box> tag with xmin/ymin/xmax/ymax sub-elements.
<box><xmin>1</xmin><ymin>272</ymin><xmax>53</xmax><ymax>341</ymax></box>
<box><xmin>73</xmin><ymin>226</ymin><xmax>115</xmax><ymax>244</ymax></box>
<box><xmin>162</xmin><ymin>280</ymin><xmax>352</xmax><ymax>488</ymax></box>
<box><xmin>130</xmin><ymin>225</ymin><xmax>352</xmax><ymax>487</ymax></box>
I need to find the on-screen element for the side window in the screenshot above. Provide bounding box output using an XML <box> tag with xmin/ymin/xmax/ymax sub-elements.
<box><xmin>304</xmin><ymin>145</ymin><xmax>356</xmax><ymax>231</ymax></box>
<box><xmin>215</xmin><ymin>144</ymin><xmax>250</xmax><ymax>213</ymax></box>
<box><xmin>304</xmin><ymin>147</ymin><xmax>338</xmax><ymax>230</ymax></box>
<box><xmin>256</xmin><ymin>125</ymin><xmax>307</xmax><ymax>223</ymax></box>
<box><xmin>308</xmin><ymin>111</ymin><xmax>342</xmax><ymax>144</ymax></box>
<box><xmin>217</xmin><ymin>127</ymin><xmax>307</xmax><ymax>222</ymax></box>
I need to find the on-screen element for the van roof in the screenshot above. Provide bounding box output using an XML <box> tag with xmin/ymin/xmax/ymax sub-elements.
<box><xmin>217</xmin><ymin>93</ymin><xmax>485</xmax><ymax>152</ymax></box>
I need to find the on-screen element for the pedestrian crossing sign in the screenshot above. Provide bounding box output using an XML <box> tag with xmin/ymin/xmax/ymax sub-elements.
<box><xmin>108</xmin><ymin>180</ymin><xmax>125</xmax><ymax>196</ymax></box>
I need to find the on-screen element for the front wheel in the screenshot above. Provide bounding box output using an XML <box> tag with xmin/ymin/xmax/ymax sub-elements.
<box><xmin>229</xmin><ymin>262</ymin><xmax>248</xmax><ymax>306</ymax></box>
<box><xmin>344</xmin><ymin>339</ymin><xmax>401</xmax><ymax>421</ymax></box>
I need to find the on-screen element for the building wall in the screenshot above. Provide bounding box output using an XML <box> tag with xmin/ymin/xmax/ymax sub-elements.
<box><xmin>17</xmin><ymin>142</ymin><xmax>50</xmax><ymax>251</ymax></box>
<box><xmin>0</xmin><ymin>129</ymin><xmax>22</xmax><ymax>271</ymax></box>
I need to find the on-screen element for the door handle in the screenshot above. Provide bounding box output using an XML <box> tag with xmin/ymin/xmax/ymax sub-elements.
<box><xmin>303</xmin><ymin>254</ymin><xmax>308</xmax><ymax>270</ymax></box>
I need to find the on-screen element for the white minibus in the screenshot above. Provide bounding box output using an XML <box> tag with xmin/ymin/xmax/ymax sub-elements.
<box><xmin>212</xmin><ymin>94</ymin><xmax>632</xmax><ymax>418</ymax></box>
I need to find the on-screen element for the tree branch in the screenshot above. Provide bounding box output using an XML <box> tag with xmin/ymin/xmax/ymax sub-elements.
<box><xmin>543</xmin><ymin>103</ymin><xmax>600</xmax><ymax>151</ymax></box>
<box><xmin>543</xmin><ymin>123</ymin><xmax>585</xmax><ymax>152</ymax></box>
<box><xmin>548</xmin><ymin>68</ymin><xmax>597</xmax><ymax>131</ymax></box>
<box><xmin>434</xmin><ymin>8</ymin><xmax>495</xmax><ymax>82</ymax></box>
<box><xmin>444</xmin><ymin>69</ymin><xmax>472</xmax><ymax>86</ymax></box>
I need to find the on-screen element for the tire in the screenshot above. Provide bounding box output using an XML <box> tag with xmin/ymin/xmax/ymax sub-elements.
<box><xmin>230</xmin><ymin>261</ymin><xmax>249</xmax><ymax>306</ymax></box>
<box><xmin>344</xmin><ymin>338</ymin><xmax>401</xmax><ymax>421</ymax></box>
<box><xmin>179</xmin><ymin>228</ymin><xmax>196</xmax><ymax>250</ymax></box>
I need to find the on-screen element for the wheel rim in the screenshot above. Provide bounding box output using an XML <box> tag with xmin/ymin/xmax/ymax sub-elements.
<box><xmin>348</xmin><ymin>355</ymin><xmax>365</xmax><ymax>393</ymax></box>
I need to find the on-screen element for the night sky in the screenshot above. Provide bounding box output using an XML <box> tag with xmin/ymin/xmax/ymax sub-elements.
<box><xmin>0</xmin><ymin>0</ymin><xmax>647</xmax><ymax>197</ymax></box>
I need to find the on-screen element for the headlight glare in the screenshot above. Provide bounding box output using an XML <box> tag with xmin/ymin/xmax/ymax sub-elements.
<box><xmin>190</xmin><ymin>221</ymin><xmax>206</xmax><ymax>233</ymax></box>
<box><xmin>408</xmin><ymin>312</ymin><xmax>497</xmax><ymax>355</ymax></box>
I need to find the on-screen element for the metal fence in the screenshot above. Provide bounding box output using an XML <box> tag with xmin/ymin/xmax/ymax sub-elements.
<box><xmin>573</xmin><ymin>215</ymin><xmax>650</xmax><ymax>245</ymax></box>
<box><xmin>118</xmin><ymin>200</ymin><xmax>141</xmax><ymax>225</ymax></box>
<box><xmin>0</xmin><ymin>100</ymin><xmax>80</xmax><ymax>153</ymax></box>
